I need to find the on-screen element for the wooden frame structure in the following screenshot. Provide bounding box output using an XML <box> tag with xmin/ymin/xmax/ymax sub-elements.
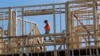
<box><xmin>0</xmin><ymin>0</ymin><xmax>99</xmax><ymax>56</ymax></box>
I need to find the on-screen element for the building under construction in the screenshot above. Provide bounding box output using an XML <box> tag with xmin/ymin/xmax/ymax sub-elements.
<box><xmin>0</xmin><ymin>0</ymin><xmax>100</xmax><ymax>56</ymax></box>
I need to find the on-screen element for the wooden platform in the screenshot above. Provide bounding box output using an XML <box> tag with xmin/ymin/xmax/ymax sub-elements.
<box><xmin>0</xmin><ymin>47</ymin><xmax>100</xmax><ymax>56</ymax></box>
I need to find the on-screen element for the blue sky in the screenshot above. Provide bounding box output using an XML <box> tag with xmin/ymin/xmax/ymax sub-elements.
<box><xmin>0</xmin><ymin>0</ymin><xmax>67</xmax><ymax>7</ymax></box>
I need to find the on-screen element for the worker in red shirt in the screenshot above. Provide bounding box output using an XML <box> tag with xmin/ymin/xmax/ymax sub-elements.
<box><xmin>44</xmin><ymin>20</ymin><xmax>52</xmax><ymax>40</ymax></box>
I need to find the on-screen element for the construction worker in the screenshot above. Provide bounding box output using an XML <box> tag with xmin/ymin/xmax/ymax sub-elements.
<box><xmin>44</xmin><ymin>20</ymin><xmax>51</xmax><ymax>40</ymax></box>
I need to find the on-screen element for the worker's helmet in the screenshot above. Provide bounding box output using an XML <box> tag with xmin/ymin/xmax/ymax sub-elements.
<box><xmin>44</xmin><ymin>20</ymin><xmax>48</xmax><ymax>23</ymax></box>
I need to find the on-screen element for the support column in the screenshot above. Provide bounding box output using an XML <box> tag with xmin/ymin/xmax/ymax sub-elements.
<box><xmin>12</xmin><ymin>11</ymin><xmax>17</xmax><ymax>36</ymax></box>
<box><xmin>65</xmin><ymin>2</ymin><xmax>70</xmax><ymax>56</ymax></box>
<box><xmin>7</xmin><ymin>7</ymin><xmax>12</xmax><ymax>53</ymax></box>
<box><xmin>8</xmin><ymin>7</ymin><xmax>12</xmax><ymax>36</ymax></box>
<box><xmin>21</xmin><ymin>7</ymin><xmax>24</xmax><ymax>36</ymax></box>
<box><xmin>21</xmin><ymin>7</ymin><xmax>25</xmax><ymax>56</ymax></box>
<box><xmin>8</xmin><ymin>8</ymin><xmax>17</xmax><ymax>36</ymax></box>
<box><xmin>53</xmin><ymin>5</ymin><xmax>57</xmax><ymax>56</ymax></box>
<box><xmin>93</xmin><ymin>0</ymin><xmax>99</xmax><ymax>55</ymax></box>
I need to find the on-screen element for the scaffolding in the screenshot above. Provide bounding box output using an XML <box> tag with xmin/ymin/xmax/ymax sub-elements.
<box><xmin>0</xmin><ymin>0</ymin><xmax>99</xmax><ymax>56</ymax></box>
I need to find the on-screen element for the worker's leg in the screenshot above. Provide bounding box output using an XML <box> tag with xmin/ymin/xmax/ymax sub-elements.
<box><xmin>44</xmin><ymin>34</ymin><xmax>46</xmax><ymax>40</ymax></box>
<box><xmin>46</xmin><ymin>30</ymin><xmax>52</xmax><ymax>40</ymax></box>
<box><xmin>44</xmin><ymin>37</ymin><xmax>46</xmax><ymax>40</ymax></box>
<box><xmin>44</xmin><ymin>30</ymin><xmax>52</xmax><ymax>40</ymax></box>
<box><xmin>44</xmin><ymin>31</ymin><xmax>47</xmax><ymax>40</ymax></box>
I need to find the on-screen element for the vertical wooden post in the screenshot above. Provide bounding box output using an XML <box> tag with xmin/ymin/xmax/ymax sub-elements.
<box><xmin>12</xmin><ymin>11</ymin><xmax>16</xmax><ymax>36</ymax></box>
<box><xmin>93</xmin><ymin>0</ymin><xmax>99</xmax><ymax>55</ymax></box>
<box><xmin>8</xmin><ymin>7</ymin><xmax>12</xmax><ymax>36</ymax></box>
<box><xmin>65</xmin><ymin>2</ymin><xmax>70</xmax><ymax>56</ymax></box>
